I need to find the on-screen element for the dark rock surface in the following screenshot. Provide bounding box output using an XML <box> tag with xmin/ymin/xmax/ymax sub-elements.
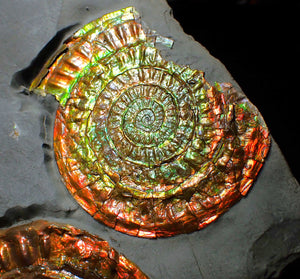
<box><xmin>0</xmin><ymin>0</ymin><xmax>299</xmax><ymax>278</ymax></box>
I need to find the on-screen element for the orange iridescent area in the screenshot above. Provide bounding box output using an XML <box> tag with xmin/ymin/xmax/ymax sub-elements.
<box><xmin>30</xmin><ymin>7</ymin><xmax>270</xmax><ymax>238</ymax></box>
<box><xmin>0</xmin><ymin>220</ymin><xmax>149</xmax><ymax>278</ymax></box>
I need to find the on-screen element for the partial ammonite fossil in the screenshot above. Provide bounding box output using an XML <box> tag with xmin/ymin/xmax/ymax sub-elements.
<box><xmin>0</xmin><ymin>220</ymin><xmax>149</xmax><ymax>278</ymax></box>
<box><xmin>29</xmin><ymin>7</ymin><xmax>270</xmax><ymax>238</ymax></box>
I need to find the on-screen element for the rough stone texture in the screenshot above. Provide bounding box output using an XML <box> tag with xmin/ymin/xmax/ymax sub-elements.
<box><xmin>0</xmin><ymin>1</ymin><xmax>299</xmax><ymax>278</ymax></box>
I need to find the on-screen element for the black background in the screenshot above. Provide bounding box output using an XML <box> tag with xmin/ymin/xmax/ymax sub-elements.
<box><xmin>167</xmin><ymin>0</ymin><xmax>300</xmax><ymax>184</ymax></box>
<box><xmin>167</xmin><ymin>1</ymin><xmax>300</xmax><ymax>278</ymax></box>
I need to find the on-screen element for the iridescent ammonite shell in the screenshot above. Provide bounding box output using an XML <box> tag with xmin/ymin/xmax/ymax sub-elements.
<box><xmin>0</xmin><ymin>220</ymin><xmax>148</xmax><ymax>278</ymax></box>
<box><xmin>30</xmin><ymin>7</ymin><xmax>270</xmax><ymax>238</ymax></box>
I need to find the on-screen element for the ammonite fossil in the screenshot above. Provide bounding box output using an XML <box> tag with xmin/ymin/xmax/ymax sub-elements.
<box><xmin>29</xmin><ymin>7</ymin><xmax>270</xmax><ymax>238</ymax></box>
<box><xmin>0</xmin><ymin>220</ymin><xmax>148</xmax><ymax>278</ymax></box>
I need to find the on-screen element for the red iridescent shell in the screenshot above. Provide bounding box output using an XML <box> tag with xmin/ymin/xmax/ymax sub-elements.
<box><xmin>0</xmin><ymin>220</ymin><xmax>149</xmax><ymax>278</ymax></box>
<box><xmin>30</xmin><ymin>7</ymin><xmax>270</xmax><ymax>238</ymax></box>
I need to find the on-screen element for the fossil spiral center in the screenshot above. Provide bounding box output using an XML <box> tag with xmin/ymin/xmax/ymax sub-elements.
<box><xmin>136</xmin><ymin>108</ymin><xmax>156</xmax><ymax>130</ymax></box>
<box><xmin>123</xmin><ymin>97</ymin><xmax>165</xmax><ymax>146</ymax></box>
<box><xmin>107</xmin><ymin>83</ymin><xmax>184</xmax><ymax>164</ymax></box>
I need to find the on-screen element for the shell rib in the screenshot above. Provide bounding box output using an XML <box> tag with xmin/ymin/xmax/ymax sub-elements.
<box><xmin>30</xmin><ymin>7</ymin><xmax>270</xmax><ymax>238</ymax></box>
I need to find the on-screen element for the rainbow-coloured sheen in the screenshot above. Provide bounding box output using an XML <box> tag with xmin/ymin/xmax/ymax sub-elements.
<box><xmin>30</xmin><ymin>7</ymin><xmax>270</xmax><ymax>238</ymax></box>
<box><xmin>0</xmin><ymin>220</ymin><xmax>149</xmax><ymax>278</ymax></box>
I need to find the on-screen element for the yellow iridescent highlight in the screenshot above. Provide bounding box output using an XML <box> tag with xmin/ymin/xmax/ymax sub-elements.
<box><xmin>30</xmin><ymin>7</ymin><xmax>270</xmax><ymax>238</ymax></box>
<box><xmin>0</xmin><ymin>220</ymin><xmax>149</xmax><ymax>278</ymax></box>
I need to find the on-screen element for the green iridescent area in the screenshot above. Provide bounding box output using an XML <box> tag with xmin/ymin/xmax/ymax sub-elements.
<box><xmin>30</xmin><ymin>7</ymin><xmax>270</xmax><ymax>238</ymax></box>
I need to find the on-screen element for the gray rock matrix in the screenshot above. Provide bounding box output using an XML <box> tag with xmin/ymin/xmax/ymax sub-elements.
<box><xmin>0</xmin><ymin>0</ymin><xmax>299</xmax><ymax>278</ymax></box>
